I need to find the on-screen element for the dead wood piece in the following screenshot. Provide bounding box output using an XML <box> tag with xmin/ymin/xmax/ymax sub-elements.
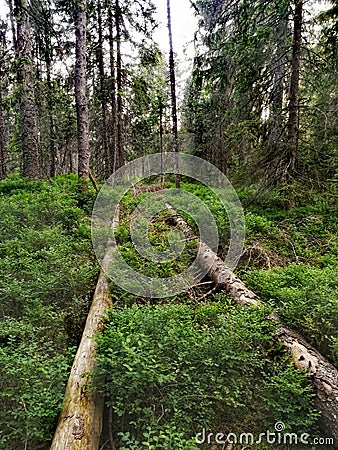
<box><xmin>50</xmin><ymin>210</ymin><xmax>119</xmax><ymax>449</ymax></box>
<box><xmin>165</xmin><ymin>202</ymin><xmax>259</xmax><ymax>307</ymax></box>
<box><xmin>132</xmin><ymin>182</ymin><xmax>164</xmax><ymax>198</ymax></box>
<box><xmin>167</xmin><ymin>206</ymin><xmax>338</xmax><ymax>447</ymax></box>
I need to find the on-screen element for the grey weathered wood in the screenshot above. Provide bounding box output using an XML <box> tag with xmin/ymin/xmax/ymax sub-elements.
<box><xmin>50</xmin><ymin>210</ymin><xmax>119</xmax><ymax>449</ymax></box>
<box><xmin>167</xmin><ymin>206</ymin><xmax>338</xmax><ymax>446</ymax></box>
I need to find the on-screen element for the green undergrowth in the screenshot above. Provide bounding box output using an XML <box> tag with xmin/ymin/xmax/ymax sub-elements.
<box><xmin>0</xmin><ymin>174</ymin><xmax>98</xmax><ymax>449</ymax></box>
<box><xmin>238</xmin><ymin>184</ymin><xmax>338</xmax><ymax>268</ymax></box>
<box><xmin>98</xmin><ymin>181</ymin><xmax>337</xmax><ymax>449</ymax></box>
<box><xmin>95</xmin><ymin>300</ymin><xmax>319</xmax><ymax>450</ymax></box>
<box><xmin>159</xmin><ymin>181</ymin><xmax>338</xmax><ymax>368</ymax></box>
<box><xmin>237</xmin><ymin>185</ymin><xmax>338</xmax><ymax>367</ymax></box>
<box><xmin>115</xmin><ymin>215</ymin><xmax>198</xmax><ymax>281</ymax></box>
<box><xmin>244</xmin><ymin>264</ymin><xmax>338</xmax><ymax>366</ymax></box>
<box><xmin>1</xmin><ymin>176</ymin><xmax>336</xmax><ymax>449</ymax></box>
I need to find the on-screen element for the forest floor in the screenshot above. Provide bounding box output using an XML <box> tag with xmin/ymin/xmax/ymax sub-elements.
<box><xmin>0</xmin><ymin>175</ymin><xmax>337</xmax><ymax>449</ymax></box>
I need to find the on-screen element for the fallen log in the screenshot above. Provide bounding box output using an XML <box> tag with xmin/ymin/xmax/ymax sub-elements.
<box><xmin>167</xmin><ymin>206</ymin><xmax>338</xmax><ymax>446</ymax></box>
<box><xmin>50</xmin><ymin>209</ymin><xmax>119</xmax><ymax>450</ymax></box>
<box><xmin>165</xmin><ymin>202</ymin><xmax>259</xmax><ymax>307</ymax></box>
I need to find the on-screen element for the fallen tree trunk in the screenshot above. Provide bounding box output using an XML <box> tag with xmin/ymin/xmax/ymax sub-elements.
<box><xmin>50</xmin><ymin>210</ymin><xmax>119</xmax><ymax>450</ymax></box>
<box><xmin>168</xmin><ymin>206</ymin><xmax>338</xmax><ymax>446</ymax></box>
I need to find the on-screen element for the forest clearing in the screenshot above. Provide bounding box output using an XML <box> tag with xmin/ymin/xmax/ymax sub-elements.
<box><xmin>0</xmin><ymin>0</ymin><xmax>337</xmax><ymax>449</ymax></box>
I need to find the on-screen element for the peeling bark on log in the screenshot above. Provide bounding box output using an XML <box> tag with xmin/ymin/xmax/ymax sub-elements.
<box><xmin>167</xmin><ymin>206</ymin><xmax>338</xmax><ymax>446</ymax></box>
<box><xmin>198</xmin><ymin>241</ymin><xmax>260</xmax><ymax>307</ymax></box>
<box><xmin>277</xmin><ymin>323</ymin><xmax>338</xmax><ymax>444</ymax></box>
<box><xmin>165</xmin><ymin>202</ymin><xmax>259</xmax><ymax>307</ymax></box>
<box><xmin>50</xmin><ymin>210</ymin><xmax>119</xmax><ymax>450</ymax></box>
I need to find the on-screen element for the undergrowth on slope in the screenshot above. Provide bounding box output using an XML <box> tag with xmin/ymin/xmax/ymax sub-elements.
<box><xmin>96</xmin><ymin>300</ymin><xmax>319</xmax><ymax>450</ymax></box>
<box><xmin>0</xmin><ymin>174</ymin><xmax>98</xmax><ymax>449</ymax></box>
<box><xmin>1</xmin><ymin>176</ymin><xmax>336</xmax><ymax>449</ymax></box>
<box><xmin>97</xmin><ymin>182</ymin><xmax>338</xmax><ymax>449</ymax></box>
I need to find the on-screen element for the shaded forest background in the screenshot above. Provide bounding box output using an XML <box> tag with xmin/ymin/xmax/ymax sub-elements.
<box><xmin>0</xmin><ymin>0</ymin><xmax>337</xmax><ymax>188</ymax></box>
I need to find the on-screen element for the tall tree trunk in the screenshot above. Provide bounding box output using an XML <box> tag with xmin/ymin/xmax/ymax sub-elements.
<box><xmin>0</xmin><ymin>91</ymin><xmax>7</xmax><ymax>180</ymax></box>
<box><xmin>46</xmin><ymin>59</ymin><xmax>57</xmax><ymax>177</ymax></box>
<box><xmin>107</xmin><ymin>0</ymin><xmax>116</xmax><ymax>175</ymax></box>
<box><xmin>270</xmin><ymin>15</ymin><xmax>287</xmax><ymax>147</ymax></box>
<box><xmin>159</xmin><ymin>98</ymin><xmax>164</xmax><ymax>181</ymax></box>
<box><xmin>14</xmin><ymin>0</ymin><xmax>40</xmax><ymax>179</ymax></box>
<box><xmin>287</xmin><ymin>0</ymin><xmax>303</xmax><ymax>174</ymax></box>
<box><xmin>0</xmin><ymin>22</ymin><xmax>7</xmax><ymax>180</ymax></box>
<box><xmin>114</xmin><ymin>0</ymin><xmax>123</xmax><ymax>171</ymax></box>
<box><xmin>7</xmin><ymin>0</ymin><xmax>16</xmax><ymax>48</ymax></box>
<box><xmin>167</xmin><ymin>0</ymin><xmax>180</xmax><ymax>188</ymax></box>
<box><xmin>96</xmin><ymin>0</ymin><xmax>110</xmax><ymax>179</ymax></box>
<box><xmin>75</xmin><ymin>0</ymin><xmax>90</xmax><ymax>178</ymax></box>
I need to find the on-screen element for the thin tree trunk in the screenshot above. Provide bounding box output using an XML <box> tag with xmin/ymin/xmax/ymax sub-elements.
<box><xmin>97</xmin><ymin>0</ymin><xmax>110</xmax><ymax>178</ymax></box>
<box><xmin>0</xmin><ymin>91</ymin><xmax>7</xmax><ymax>180</ymax></box>
<box><xmin>159</xmin><ymin>98</ymin><xmax>165</xmax><ymax>184</ymax></box>
<box><xmin>287</xmin><ymin>0</ymin><xmax>303</xmax><ymax>174</ymax></box>
<box><xmin>0</xmin><ymin>22</ymin><xmax>7</xmax><ymax>180</ymax></box>
<box><xmin>75</xmin><ymin>0</ymin><xmax>90</xmax><ymax>178</ymax></box>
<box><xmin>167</xmin><ymin>0</ymin><xmax>180</xmax><ymax>189</ymax></box>
<box><xmin>50</xmin><ymin>210</ymin><xmax>119</xmax><ymax>449</ymax></box>
<box><xmin>114</xmin><ymin>0</ymin><xmax>123</xmax><ymax>171</ymax></box>
<box><xmin>14</xmin><ymin>0</ymin><xmax>40</xmax><ymax>179</ymax></box>
<box><xmin>270</xmin><ymin>16</ymin><xmax>287</xmax><ymax>147</ymax></box>
<box><xmin>167</xmin><ymin>206</ymin><xmax>338</xmax><ymax>444</ymax></box>
<box><xmin>7</xmin><ymin>0</ymin><xmax>16</xmax><ymax>48</ymax></box>
<box><xmin>46</xmin><ymin>59</ymin><xmax>57</xmax><ymax>177</ymax></box>
<box><xmin>107</xmin><ymin>0</ymin><xmax>116</xmax><ymax>175</ymax></box>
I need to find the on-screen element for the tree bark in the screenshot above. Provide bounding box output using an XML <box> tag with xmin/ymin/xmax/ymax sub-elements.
<box><xmin>50</xmin><ymin>210</ymin><xmax>119</xmax><ymax>449</ymax></box>
<box><xmin>114</xmin><ymin>0</ymin><xmax>123</xmax><ymax>171</ymax></box>
<box><xmin>159</xmin><ymin>98</ymin><xmax>165</xmax><ymax>183</ymax></box>
<box><xmin>46</xmin><ymin>58</ymin><xmax>57</xmax><ymax>177</ymax></box>
<box><xmin>14</xmin><ymin>0</ymin><xmax>40</xmax><ymax>179</ymax></box>
<box><xmin>96</xmin><ymin>0</ymin><xmax>110</xmax><ymax>179</ymax></box>
<box><xmin>0</xmin><ymin>23</ymin><xmax>7</xmax><ymax>180</ymax></box>
<box><xmin>167</xmin><ymin>0</ymin><xmax>180</xmax><ymax>189</ymax></box>
<box><xmin>7</xmin><ymin>0</ymin><xmax>17</xmax><ymax>49</ymax></box>
<box><xmin>107</xmin><ymin>0</ymin><xmax>116</xmax><ymax>175</ymax></box>
<box><xmin>0</xmin><ymin>91</ymin><xmax>7</xmax><ymax>180</ymax></box>
<box><xmin>167</xmin><ymin>206</ymin><xmax>338</xmax><ymax>445</ymax></box>
<box><xmin>75</xmin><ymin>0</ymin><xmax>90</xmax><ymax>178</ymax></box>
<box><xmin>287</xmin><ymin>0</ymin><xmax>303</xmax><ymax>174</ymax></box>
<box><xmin>276</xmin><ymin>325</ymin><xmax>338</xmax><ymax>444</ymax></box>
<box><xmin>269</xmin><ymin>15</ymin><xmax>287</xmax><ymax>148</ymax></box>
